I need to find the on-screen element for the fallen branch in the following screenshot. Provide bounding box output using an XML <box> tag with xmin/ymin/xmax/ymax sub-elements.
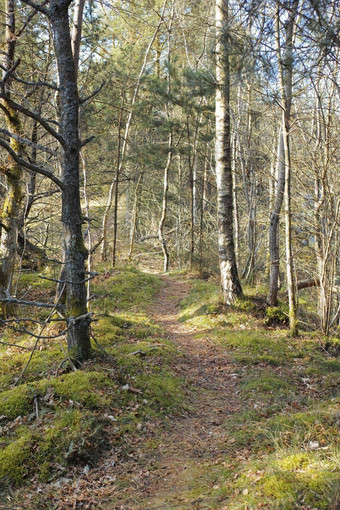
<box><xmin>128</xmin><ymin>344</ymin><xmax>165</xmax><ymax>356</ymax></box>
<box><xmin>0</xmin><ymin>295</ymin><xmax>57</xmax><ymax>309</ymax></box>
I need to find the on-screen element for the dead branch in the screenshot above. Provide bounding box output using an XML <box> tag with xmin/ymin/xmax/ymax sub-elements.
<box><xmin>0</xmin><ymin>340</ymin><xmax>31</xmax><ymax>350</ymax></box>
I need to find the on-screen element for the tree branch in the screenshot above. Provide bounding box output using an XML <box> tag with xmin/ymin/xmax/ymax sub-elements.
<box><xmin>80</xmin><ymin>81</ymin><xmax>106</xmax><ymax>104</ymax></box>
<box><xmin>0</xmin><ymin>128</ymin><xmax>59</xmax><ymax>157</ymax></box>
<box><xmin>0</xmin><ymin>138</ymin><xmax>64</xmax><ymax>189</ymax></box>
<box><xmin>20</xmin><ymin>0</ymin><xmax>49</xmax><ymax>16</ymax></box>
<box><xmin>0</xmin><ymin>92</ymin><xmax>65</xmax><ymax>147</ymax></box>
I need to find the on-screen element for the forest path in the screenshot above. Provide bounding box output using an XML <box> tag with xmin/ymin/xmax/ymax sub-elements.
<box><xmin>107</xmin><ymin>274</ymin><xmax>241</xmax><ymax>509</ymax></box>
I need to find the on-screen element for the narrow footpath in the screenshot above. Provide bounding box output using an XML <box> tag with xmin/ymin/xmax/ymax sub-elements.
<box><xmin>18</xmin><ymin>274</ymin><xmax>242</xmax><ymax>510</ymax></box>
<box><xmin>105</xmin><ymin>274</ymin><xmax>242</xmax><ymax>509</ymax></box>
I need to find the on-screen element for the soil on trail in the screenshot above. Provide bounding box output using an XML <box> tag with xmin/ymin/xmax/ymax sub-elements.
<box><xmin>104</xmin><ymin>275</ymin><xmax>242</xmax><ymax>509</ymax></box>
<box><xmin>12</xmin><ymin>274</ymin><xmax>241</xmax><ymax>510</ymax></box>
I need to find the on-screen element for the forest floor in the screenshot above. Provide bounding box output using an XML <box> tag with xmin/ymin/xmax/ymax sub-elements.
<box><xmin>0</xmin><ymin>268</ymin><xmax>339</xmax><ymax>509</ymax></box>
<box><xmin>106</xmin><ymin>274</ymin><xmax>243</xmax><ymax>509</ymax></box>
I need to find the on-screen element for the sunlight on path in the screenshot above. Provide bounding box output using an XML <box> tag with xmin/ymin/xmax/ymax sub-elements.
<box><xmin>106</xmin><ymin>274</ymin><xmax>241</xmax><ymax>510</ymax></box>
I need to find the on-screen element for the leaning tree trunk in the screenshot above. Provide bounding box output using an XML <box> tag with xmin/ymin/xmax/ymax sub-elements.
<box><xmin>215</xmin><ymin>0</ymin><xmax>242</xmax><ymax>304</ymax></box>
<box><xmin>0</xmin><ymin>0</ymin><xmax>24</xmax><ymax>316</ymax></box>
<box><xmin>50</xmin><ymin>0</ymin><xmax>91</xmax><ymax>360</ymax></box>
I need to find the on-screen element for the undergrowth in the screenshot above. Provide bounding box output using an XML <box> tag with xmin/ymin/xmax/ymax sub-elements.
<box><xmin>177</xmin><ymin>277</ymin><xmax>340</xmax><ymax>509</ymax></box>
<box><xmin>0</xmin><ymin>266</ymin><xmax>184</xmax><ymax>499</ymax></box>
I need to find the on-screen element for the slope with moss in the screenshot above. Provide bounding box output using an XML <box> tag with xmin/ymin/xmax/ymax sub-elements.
<box><xmin>171</xmin><ymin>277</ymin><xmax>340</xmax><ymax>510</ymax></box>
<box><xmin>0</xmin><ymin>266</ymin><xmax>185</xmax><ymax>501</ymax></box>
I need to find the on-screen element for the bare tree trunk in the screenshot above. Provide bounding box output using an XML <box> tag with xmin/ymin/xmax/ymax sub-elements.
<box><xmin>128</xmin><ymin>171</ymin><xmax>143</xmax><ymax>261</ymax></box>
<box><xmin>199</xmin><ymin>155</ymin><xmax>208</xmax><ymax>273</ymax></box>
<box><xmin>176</xmin><ymin>154</ymin><xmax>183</xmax><ymax>268</ymax></box>
<box><xmin>50</xmin><ymin>0</ymin><xmax>91</xmax><ymax>359</ymax></box>
<box><xmin>276</xmin><ymin>0</ymin><xmax>299</xmax><ymax>336</ymax></box>
<box><xmin>159</xmin><ymin>2</ymin><xmax>174</xmax><ymax>273</ymax></box>
<box><xmin>268</xmin><ymin>129</ymin><xmax>285</xmax><ymax>305</ymax></box>
<box><xmin>112</xmin><ymin>118</ymin><xmax>123</xmax><ymax>267</ymax></box>
<box><xmin>215</xmin><ymin>0</ymin><xmax>242</xmax><ymax>304</ymax></box>
<box><xmin>81</xmin><ymin>150</ymin><xmax>92</xmax><ymax>303</ymax></box>
<box><xmin>231</xmin><ymin>132</ymin><xmax>239</xmax><ymax>266</ymax></box>
<box><xmin>101</xmin><ymin>102</ymin><xmax>123</xmax><ymax>262</ymax></box>
<box><xmin>159</xmin><ymin>135</ymin><xmax>172</xmax><ymax>272</ymax></box>
<box><xmin>71</xmin><ymin>0</ymin><xmax>85</xmax><ymax>80</ymax></box>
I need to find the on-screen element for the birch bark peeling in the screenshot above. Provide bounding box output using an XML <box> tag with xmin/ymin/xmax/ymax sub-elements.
<box><xmin>215</xmin><ymin>0</ymin><xmax>242</xmax><ymax>304</ymax></box>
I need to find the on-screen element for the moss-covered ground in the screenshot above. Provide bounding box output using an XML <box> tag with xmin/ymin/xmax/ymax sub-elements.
<box><xmin>168</xmin><ymin>278</ymin><xmax>340</xmax><ymax>510</ymax></box>
<box><xmin>0</xmin><ymin>266</ymin><xmax>185</xmax><ymax>505</ymax></box>
<box><xmin>1</xmin><ymin>269</ymin><xmax>339</xmax><ymax>509</ymax></box>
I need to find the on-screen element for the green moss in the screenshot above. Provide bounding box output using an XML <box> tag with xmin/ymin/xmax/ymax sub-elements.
<box><xmin>93</xmin><ymin>267</ymin><xmax>162</xmax><ymax>314</ymax></box>
<box><xmin>136</xmin><ymin>371</ymin><xmax>184</xmax><ymax>412</ymax></box>
<box><xmin>241</xmin><ymin>373</ymin><xmax>297</xmax><ymax>403</ymax></box>
<box><xmin>17</xmin><ymin>270</ymin><xmax>55</xmax><ymax>291</ymax></box>
<box><xmin>261</xmin><ymin>467</ymin><xmax>338</xmax><ymax>510</ymax></box>
<box><xmin>268</xmin><ymin>402</ymin><xmax>340</xmax><ymax>447</ymax></box>
<box><xmin>0</xmin><ymin>385</ymin><xmax>34</xmax><ymax>420</ymax></box>
<box><xmin>37</xmin><ymin>409</ymin><xmax>104</xmax><ymax>472</ymax></box>
<box><xmin>0</xmin><ymin>433</ymin><xmax>32</xmax><ymax>485</ymax></box>
<box><xmin>179</xmin><ymin>279</ymin><xmax>220</xmax><ymax>322</ymax></box>
<box><xmin>277</xmin><ymin>453</ymin><xmax>310</xmax><ymax>471</ymax></box>
<box><xmin>40</xmin><ymin>371</ymin><xmax>114</xmax><ymax>408</ymax></box>
<box><xmin>66</xmin><ymin>298</ymin><xmax>87</xmax><ymax>318</ymax></box>
<box><xmin>265</xmin><ymin>305</ymin><xmax>289</xmax><ymax>326</ymax></box>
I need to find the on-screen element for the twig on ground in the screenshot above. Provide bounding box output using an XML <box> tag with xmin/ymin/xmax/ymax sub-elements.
<box><xmin>128</xmin><ymin>344</ymin><xmax>165</xmax><ymax>356</ymax></box>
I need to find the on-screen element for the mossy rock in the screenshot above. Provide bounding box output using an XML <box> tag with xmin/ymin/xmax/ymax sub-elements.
<box><xmin>0</xmin><ymin>384</ymin><xmax>34</xmax><ymax>420</ymax></box>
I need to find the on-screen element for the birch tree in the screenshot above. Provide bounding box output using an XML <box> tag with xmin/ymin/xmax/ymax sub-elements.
<box><xmin>215</xmin><ymin>0</ymin><xmax>242</xmax><ymax>303</ymax></box>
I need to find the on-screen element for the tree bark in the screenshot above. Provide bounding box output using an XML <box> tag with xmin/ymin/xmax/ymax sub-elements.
<box><xmin>215</xmin><ymin>0</ymin><xmax>242</xmax><ymax>304</ymax></box>
<box><xmin>50</xmin><ymin>0</ymin><xmax>91</xmax><ymax>360</ymax></box>
<box><xmin>159</xmin><ymin>133</ymin><xmax>172</xmax><ymax>272</ymax></box>
<box><xmin>128</xmin><ymin>171</ymin><xmax>143</xmax><ymax>261</ymax></box>
<box><xmin>268</xmin><ymin>129</ymin><xmax>285</xmax><ymax>305</ymax></box>
<box><xmin>0</xmin><ymin>0</ymin><xmax>24</xmax><ymax>316</ymax></box>
<box><xmin>275</xmin><ymin>0</ymin><xmax>299</xmax><ymax>336</ymax></box>
<box><xmin>159</xmin><ymin>2</ymin><xmax>174</xmax><ymax>273</ymax></box>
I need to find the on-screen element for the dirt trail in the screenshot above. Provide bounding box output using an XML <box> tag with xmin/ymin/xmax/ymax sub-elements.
<box><xmin>106</xmin><ymin>275</ymin><xmax>241</xmax><ymax>509</ymax></box>
<box><xmin>16</xmin><ymin>274</ymin><xmax>241</xmax><ymax>510</ymax></box>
